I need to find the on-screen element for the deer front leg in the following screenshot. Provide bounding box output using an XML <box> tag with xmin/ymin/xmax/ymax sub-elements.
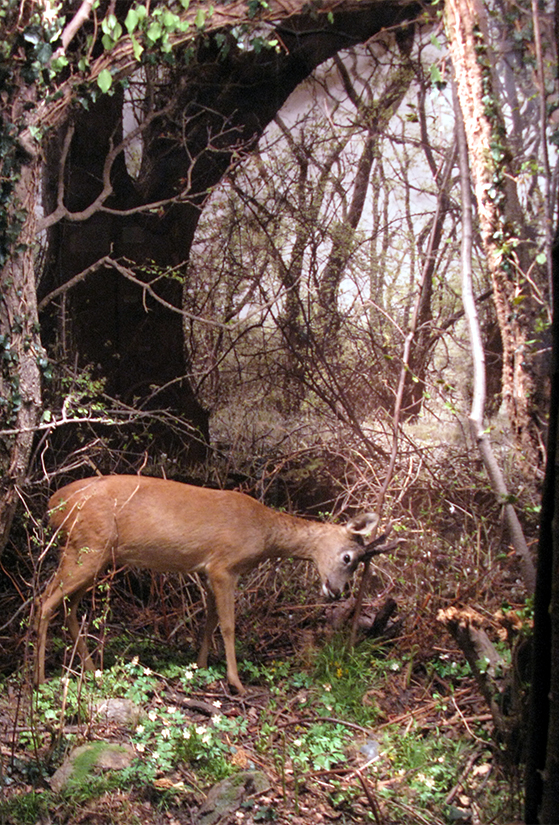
<box><xmin>207</xmin><ymin>571</ymin><xmax>244</xmax><ymax>694</ymax></box>
<box><xmin>197</xmin><ymin>585</ymin><xmax>219</xmax><ymax>670</ymax></box>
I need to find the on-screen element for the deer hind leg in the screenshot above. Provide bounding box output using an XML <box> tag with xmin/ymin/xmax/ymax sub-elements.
<box><xmin>34</xmin><ymin>565</ymin><xmax>97</xmax><ymax>685</ymax></box>
<box><xmin>65</xmin><ymin>585</ymin><xmax>96</xmax><ymax>673</ymax></box>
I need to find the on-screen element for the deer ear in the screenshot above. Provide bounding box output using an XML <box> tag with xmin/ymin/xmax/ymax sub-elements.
<box><xmin>346</xmin><ymin>512</ymin><xmax>378</xmax><ymax>542</ymax></box>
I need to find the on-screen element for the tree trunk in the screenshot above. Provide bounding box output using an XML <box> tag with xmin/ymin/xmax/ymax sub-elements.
<box><xmin>0</xmin><ymin>147</ymin><xmax>43</xmax><ymax>553</ymax></box>
<box><xmin>446</xmin><ymin>0</ymin><xmax>543</xmax><ymax>465</ymax></box>
<box><xmin>524</xmin><ymin>226</ymin><xmax>559</xmax><ymax>823</ymax></box>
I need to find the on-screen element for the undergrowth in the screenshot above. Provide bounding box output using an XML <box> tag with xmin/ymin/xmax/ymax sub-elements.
<box><xmin>0</xmin><ymin>633</ymin><xmax>523</xmax><ymax>825</ymax></box>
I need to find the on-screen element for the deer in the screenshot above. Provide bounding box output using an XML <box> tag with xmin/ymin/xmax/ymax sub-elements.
<box><xmin>34</xmin><ymin>474</ymin><xmax>383</xmax><ymax>693</ymax></box>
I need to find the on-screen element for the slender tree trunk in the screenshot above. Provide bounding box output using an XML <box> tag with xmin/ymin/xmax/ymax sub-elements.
<box><xmin>454</xmin><ymin>81</ymin><xmax>535</xmax><ymax>592</ymax></box>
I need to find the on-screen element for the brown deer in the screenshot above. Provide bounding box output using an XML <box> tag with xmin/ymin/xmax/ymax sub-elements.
<box><xmin>35</xmin><ymin>475</ymin><xmax>380</xmax><ymax>693</ymax></box>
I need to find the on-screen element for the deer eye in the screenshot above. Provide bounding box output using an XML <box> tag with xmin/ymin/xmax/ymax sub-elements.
<box><xmin>343</xmin><ymin>553</ymin><xmax>352</xmax><ymax>565</ymax></box>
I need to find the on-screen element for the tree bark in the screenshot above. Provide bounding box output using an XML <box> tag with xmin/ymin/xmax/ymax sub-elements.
<box><xmin>446</xmin><ymin>0</ymin><xmax>544</xmax><ymax>465</ymax></box>
<box><xmin>0</xmin><ymin>145</ymin><xmax>43</xmax><ymax>551</ymax></box>
<box><xmin>524</xmin><ymin>225</ymin><xmax>559</xmax><ymax>823</ymax></box>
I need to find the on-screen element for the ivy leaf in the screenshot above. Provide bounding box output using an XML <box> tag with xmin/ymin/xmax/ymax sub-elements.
<box><xmin>35</xmin><ymin>42</ymin><xmax>53</xmax><ymax>65</ymax></box>
<box><xmin>147</xmin><ymin>20</ymin><xmax>162</xmax><ymax>42</ymax></box>
<box><xmin>97</xmin><ymin>69</ymin><xmax>113</xmax><ymax>93</ymax></box>
<box><xmin>130</xmin><ymin>35</ymin><xmax>144</xmax><ymax>60</ymax></box>
<box><xmin>125</xmin><ymin>8</ymin><xmax>140</xmax><ymax>33</ymax></box>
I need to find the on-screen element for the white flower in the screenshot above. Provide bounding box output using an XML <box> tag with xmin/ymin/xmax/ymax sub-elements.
<box><xmin>183</xmin><ymin>670</ymin><xmax>194</xmax><ymax>681</ymax></box>
<box><xmin>212</xmin><ymin>700</ymin><xmax>222</xmax><ymax>708</ymax></box>
<box><xmin>143</xmin><ymin>667</ymin><xmax>152</xmax><ymax>676</ymax></box>
<box><xmin>161</xmin><ymin>728</ymin><xmax>170</xmax><ymax>739</ymax></box>
<box><xmin>136</xmin><ymin>742</ymin><xmax>146</xmax><ymax>753</ymax></box>
<box><xmin>148</xmin><ymin>710</ymin><xmax>158</xmax><ymax>722</ymax></box>
<box><xmin>211</xmin><ymin>715</ymin><xmax>221</xmax><ymax>726</ymax></box>
<box><xmin>293</xmin><ymin>738</ymin><xmax>303</xmax><ymax>747</ymax></box>
<box><xmin>417</xmin><ymin>773</ymin><xmax>436</xmax><ymax>788</ymax></box>
<box><xmin>182</xmin><ymin>728</ymin><xmax>192</xmax><ymax>740</ymax></box>
<box><xmin>323</xmin><ymin>684</ymin><xmax>332</xmax><ymax>692</ymax></box>
<box><xmin>94</xmin><ymin>669</ymin><xmax>103</xmax><ymax>679</ymax></box>
<box><xmin>136</xmin><ymin>725</ymin><xmax>145</xmax><ymax>735</ymax></box>
<box><xmin>167</xmin><ymin>706</ymin><xmax>178</xmax><ymax>714</ymax></box>
<box><xmin>131</xmin><ymin>656</ymin><xmax>139</xmax><ymax>666</ymax></box>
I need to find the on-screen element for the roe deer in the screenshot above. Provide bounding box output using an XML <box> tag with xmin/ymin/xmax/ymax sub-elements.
<box><xmin>35</xmin><ymin>475</ymin><xmax>379</xmax><ymax>692</ymax></box>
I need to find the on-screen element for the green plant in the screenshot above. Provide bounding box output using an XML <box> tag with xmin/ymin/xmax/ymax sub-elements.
<box><xmin>288</xmin><ymin>721</ymin><xmax>348</xmax><ymax>771</ymax></box>
<box><xmin>0</xmin><ymin>790</ymin><xmax>52</xmax><ymax>825</ymax></box>
<box><xmin>310</xmin><ymin>635</ymin><xmax>387</xmax><ymax>724</ymax></box>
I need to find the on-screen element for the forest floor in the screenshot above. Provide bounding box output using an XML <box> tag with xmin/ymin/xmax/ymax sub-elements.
<box><xmin>0</xmin><ymin>545</ymin><xmax>528</xmax><ymax>825</ymax></box>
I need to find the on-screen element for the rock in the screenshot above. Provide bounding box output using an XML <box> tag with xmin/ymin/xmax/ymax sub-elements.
<box><xmin>196</xmin><ymin>770</ymin><xmax>271</xmax><ymax>825</ymax></box>
<box><xmin>93</xmin><ymin>698</ymin><xmax>142</xmax><ymax>726</ymax></box>
<box><xmin>50</xmin><ymin>741</ymin><xmax>137</xmax><ymax>793</ymax></box>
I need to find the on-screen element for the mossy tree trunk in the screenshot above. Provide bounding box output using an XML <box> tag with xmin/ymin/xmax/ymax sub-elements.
<box><xmin>445</xmin><ymin>0</ymin><xmax>545</xmax><ymax>465</ymax></box>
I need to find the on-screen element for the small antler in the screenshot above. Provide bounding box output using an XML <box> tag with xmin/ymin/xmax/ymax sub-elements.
<box><xmin>361</xmin><ymin>525</ymin><xmax>404</xmax><ymax>560</ymax></box>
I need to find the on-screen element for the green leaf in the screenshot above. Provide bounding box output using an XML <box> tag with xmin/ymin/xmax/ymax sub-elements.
<box><xmin>163</xmin><ymin>10</ymin><xmax>180</xmax><ymax>29</ymax></box>
<box><xmin>430</xmin><ymin>64</ymin><xmax>442</xmax><ymax>84</ymax></box>
<box><xmin>125</xmin><ymin>8</ymin><xmax>139</xmax><ymax>33</ymax></box>
<box><xmin>97</xmin><ymin>68</ymin><xmax>113</xmax><ymax>93</ymax></box>
<box><xmin>195</xmin><ymin>7</ymin><xmax>206</xmax><ymax>28</ymax></box>
<box><xmin>35</xmin><ymin>42</ymin><xmax>53</xmax><ymax>65</ymax></box>
<box><xmin>536</xmin><ymin>252</ymin><xmax>547</xmax><ymax>265</ymax></box>
<box><xmin>147</xmin><ymin>20</ymin><xmax>162</xmax><ymax>42</ymax></box>
<box><xmin>131</xmin><ymin>35</ymin><xmax>144</xmax><ymax>60</ymax></box>
<box><xmin>102</xmin><ymin>33</ymin><xmax>115</xmax><ymax>50</ymax></box>
<box><xmin>180</xmin><ymin>0</ymin><xmax>190</xmax><ymax>8</ymax></box>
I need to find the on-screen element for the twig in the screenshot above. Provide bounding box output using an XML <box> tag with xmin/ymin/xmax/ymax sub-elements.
<box><xmin>276</xmin><ymin>716</ymin><xmax>374</xmax><ymax>735</ymax></box>
<box><xmin>357</xmin><ymin>771</ymin><xmax>385</xmax><ymax>825</ymax></box>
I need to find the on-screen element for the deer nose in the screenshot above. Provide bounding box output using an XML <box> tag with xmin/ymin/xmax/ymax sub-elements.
<box><xmin>323</xmin><ymin>581</ymin><xmax>342</xmax><ymax>600</ymax></box>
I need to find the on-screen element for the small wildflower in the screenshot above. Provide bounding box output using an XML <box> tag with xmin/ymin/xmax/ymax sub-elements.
<box><xmin>182</xmin><ymin>728</ymin><xmax>192</xmax><ymax>740</ymax></box>
<box><xmin>148</xmin><ymin>710</ymin><xmax>158</xmax><ymax>722</ymax></box>
<box><xmin>183</xmin><ymin>669</ymin><xmax>194</xmax><ymax>681</ymax></box>
<box><xmin>167</xmin><ymin>706</ymin><xmax>178</xmax><ymax>714</ymax></box>
<box><xmin>136</xmin><ymin>742</ymin><xmax>146</xmax><ymax>753</ymax></box>
<box><xmin>212</xmin><ymin>700</ymin><xmax>222</xmax><ymax>708</ymax></box>
<box><xmin>323</xmin><ymin>683</ymin><xmax>332</xmax><ymax>692</ymax></box>
<box><xmin>143</xmin><ymin>667</ymin><xmax>152</xmax><ymax>676</ymax></box>
<box><xmin>195</xmin><ymin>724</ymin><xmax>207</xmax><ymax>736</ymax></box>
<box><xmin>161</xmin><ymin>727</ymin><xmax>170</xmax><ymax>739</ymax></box>
<box><xmin>94</xmin><ymin>669</ymin><xmax>103</xmax><ymax>679</ymax></box>
<box><xmin>136</xmin><ymin>725</ymin><xmax>145</xmax><ymax>735</ymax></box>
<box><xmin>293</xmin><ymin>738</ymin><xmax>303</xmax><ymax>747</ymax></box>
<box><xmin>131</xmin><ymin>656</ymin><xmax>139</xmax><ymax>666</ymax></box>
<box><xmin>211</xmin><ymin>714</ymin><xmax>221</xmax><ymax>725</ymax></box>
